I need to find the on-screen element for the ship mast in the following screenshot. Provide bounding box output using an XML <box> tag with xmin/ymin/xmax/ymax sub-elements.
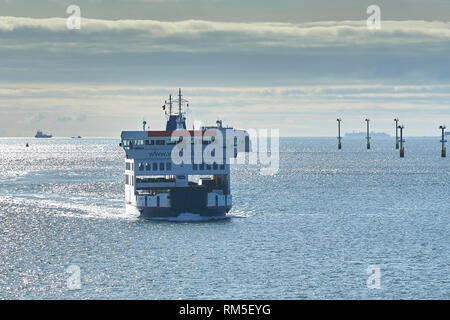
<box><xmin>178</xmin><ymin>88</ymin><xmax>182</xmax><ymax>115</ymax></box>
<box><xmin>164</xmin><ymin>89</ymin><xmax>189</xmax><ymax>130</ymax></box>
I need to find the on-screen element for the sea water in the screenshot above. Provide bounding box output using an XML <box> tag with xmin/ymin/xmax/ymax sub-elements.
<box><xmin>0</xmin><ymin>137</ymin><xmax>448</xmax><ymax>299</ymax></box>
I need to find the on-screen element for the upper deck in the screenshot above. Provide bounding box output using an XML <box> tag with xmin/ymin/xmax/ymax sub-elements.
<box><xmin>120</xmin><ymin>127</ymin><xmax>249</xmax><ymax>168</ymax></box>
<box><xmin>120</xmin><ymin>89</ymin><xmax>250</xmax><ymax>179</ymax></box>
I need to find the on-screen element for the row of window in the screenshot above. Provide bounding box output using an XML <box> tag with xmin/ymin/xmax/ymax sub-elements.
<box><xmin>138</xmin><ymin>162</ymin><xmax>172</xmax><ymax>171</ymax></box>
<box><xmin>193</xmin><ymin>163</ymin><xmax>225</xmax><ymax>171</ymax></box>
<box><xmin>134</xmin><ymin>162</ymin><xmax>226</xmax><ymax>172</ymax></box>
<box><xmin>123</xmin><ymin>137</ymin><xmax>226</xmax><ymax>147</ymax></box>
<box><xmin>130</xmin><ymin>161</ymin><xmax>226</xmax><ymax>172</ymax></box>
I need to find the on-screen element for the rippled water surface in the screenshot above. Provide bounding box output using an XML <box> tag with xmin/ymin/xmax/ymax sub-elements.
<box><xmin>0</xmin><ymin>137</ymin><xmax>448</xmax><ymax>299</ymax></box>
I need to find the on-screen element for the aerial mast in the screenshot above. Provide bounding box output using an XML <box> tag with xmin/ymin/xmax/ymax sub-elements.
<box><xmin>178</xmin><ymin>88</ymin><xmax>182</xmax><ymax>115</ymax></box>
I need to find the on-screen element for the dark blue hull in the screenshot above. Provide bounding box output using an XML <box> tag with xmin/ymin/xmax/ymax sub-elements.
<box><xmin>134</xmin><ymin>186</ymin><xmax>231</xmax><ymax>219</ymax></box>
<box><xmin>138</xmin><ymin>207</ymin><xmax>229</xmax><ymax>219</ymax></box>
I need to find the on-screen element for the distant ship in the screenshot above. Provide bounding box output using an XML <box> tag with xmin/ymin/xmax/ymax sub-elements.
<box><xmin>35</xmin><ymin>130</ymin><xmax>52</xmax><ymax>138</ymax></box>
<box><xmin>71</xmin><ymin>136</ymin><xmax>82</xmax><ymax>139</ymax></box>
<box><xmin>345</xmin><ymin>131</ymin><xmax>390</xmax><ymax>137</ymax></box>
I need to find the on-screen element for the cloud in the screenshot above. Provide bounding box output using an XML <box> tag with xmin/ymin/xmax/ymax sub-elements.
<box><xmin>1</xmin><ymin>83</ymin><xmax>450</xmax><ymax>107</ymax></box>
<box><xmin>1</xmin><ymin>83</ymin><xmax>449</xmax><ymax>137</ymax></box>
<box><xmin>1</xmin><ymin>16</ymin><xmax>449</xmax><ymax>86</ymax></box>
<box><xmin>76</xmin><ymin>114</ymin><xmax>87</xmax><ymax>121</ymax></box>
<box><xmin>56</xmin><ymin>116</ymin><xmax>72</xmax><ymax>122</ymax></box>
<box><xmin>0</xmin><ymin>16</ymin><xmax>449</xmax><ymax>136</ymax></box>
<box><xmin>31</xmin><ymin>113</ymin><xmax>45</xmax><ymax>122</ymax></box>
<box><xmin>0</xmin><ymin>16</ymin><xmax>450</xmax><ymax>53</ymax></box>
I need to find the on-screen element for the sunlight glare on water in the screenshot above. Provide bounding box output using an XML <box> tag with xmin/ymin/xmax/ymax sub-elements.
<box><xmin>0</xmin><ymin>137</ymin><xmax>448</xmax><ymax>299</ymax></box>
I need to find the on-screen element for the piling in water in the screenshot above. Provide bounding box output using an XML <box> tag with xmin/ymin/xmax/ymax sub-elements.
<box><xmin>394</xmin><ymin>118</ymin><xmax>399</xmax><ymax>149</ymax></box>
<box><xmin>398</xmin><ymin>125</ymin><xmax>405</xmax><ymax>158</ymax></box>
<box><xmin>337</xmin><ymin>118</ymin><xmax>342</xmax><ymax>150</ymax></box>
<box><xmin>365</xmin><ymin>118</ymin><xmax>371</xmax><ymax>149</ymax></box>
<box><xmin>440</xmin><ymin>125</ymin><xmax>447</xmax><ymax>158</ymax></box>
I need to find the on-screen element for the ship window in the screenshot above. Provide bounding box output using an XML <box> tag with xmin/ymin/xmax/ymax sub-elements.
<box><xmin>145</xmin><ymin>140</ymin><xmax>149</xmax><ymax>145</ymax></box>
<box><xmin>199</xmin><ymin>163</ymin><xmax>204</xmax><ymax>170</ymax></box>
<box><xmin>213</xmin><ymin>163</ymin><xmax>218</xmax><ymax>170</ymax></box>
<box><xmin>139</xmin><ymin>163</ymin><xmax>144</xmax><ymax>171</ymax></box>
<box><xmin>206</xmin><ymin>164</ymin><xmax>211</xmax><ymax>170</ymax></box>
<box><xmin>125</xmin><ymin>175</ymin><xmax>128</xmax><ymax>185</ymax></box>
<box><xmin>215</xmin><ymin>195</ymin><xmax>218</xmax><ymax>206</ymax></box>
<box><xmin>150</xmin><ymin>140</ymin><xmax>155</xmax><ymax>145</ymax></box>
<box><xmin>193</xmin><ymin>164</ymin><xmax>198</xmax><ymax>170</ymax></box>
<box><xmin>152</xmin><ymin>163</ymin><xmax>158</xmax><ymax>171</ymax></box>
<box><xmin>146</xmin><ymin>163</ymin><xmax>150</xmax><ymax>171</ymax></box>
<box><xmin>156</xmin><ymin>140</ymin><xmax>165</xmax><ymax>145</ymax></box>
<box><xmin>156</xmin><ymin>196</ymin><xmax>160</xmax><ymax>207</ymax></box>
<box><xmin>220</xmin><ymin>164</ymin><xmax>225</xmax><ymax>170</ymax></box>
<box><xmin>159</xmin><ymin>162</ymin><xmax>164</xmax><ymax>170</ymax></box>
<box><xmin>166</xmin><ymin>162</ymin><xmax>171</xmax><ymax>170</ymax></box>
<box><xmin>126</xmin><ymin>162</ymin><xmax>131</xmax><ymax>170</ymax></box>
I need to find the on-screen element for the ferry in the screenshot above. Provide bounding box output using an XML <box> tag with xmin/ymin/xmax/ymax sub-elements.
<box><xmin>35</xmin><ymin>130</ymin><xmax>52</xmax><ymax>138</ymax></box>
<box><xmin>120</xmin><ymin>89</ymin><xmax>250</xmax><ymax>219</ymax></box>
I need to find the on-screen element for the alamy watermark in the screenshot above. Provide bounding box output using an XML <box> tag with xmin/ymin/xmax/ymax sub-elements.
<box><xmin>366</xmin><ymin>265</ymin><xmax>381</xmax><ymax>289</ymax></box>
<box><xmin>169</xmin><ymin>126</ymin><xmax>279</xmax><ymax>176</ymax></box>
<box><xmin>66</xmin><ymin>5</ymin><xmax>81</xmax><ymax>30</ymax></box>
<box><xmin>367</xmin><ymin>5</ymin><xmax>381</xmax><ymax>30</ymax></box>
<box><xmin>66</xmin><ymin>264</ymin><xmax>82</xmax><ymax>290</ymax></box>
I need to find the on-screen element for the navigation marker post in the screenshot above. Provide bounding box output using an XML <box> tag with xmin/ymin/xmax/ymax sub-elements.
<box><xmin>365</xmin><ymin>118</ymin><xmax>371</xmax><ymax>150</ymax></box>
<box><xmin>337</xmin><ymin>118</ymin><xmax>342</xmax><ymax>150</ymax></box>
<box><xmin>398</xmin><ymin>125</ymin><xmax>405</xmax><ymax>158</ymax></box>
<box><xmin>394</xmin><ymin>118</ymin><xmax>399</xmax><ymax>149</ymax></box>
<box><xmin>439</xmin><ymin>125</ymin><xmax>447</xmax><ymax>158</ymax></box>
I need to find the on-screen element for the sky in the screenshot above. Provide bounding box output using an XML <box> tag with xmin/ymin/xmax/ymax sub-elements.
<box><xmin>0</xmin><ymin>0</ymin><xmax>449</xmax><ymax>137</ymax></box>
